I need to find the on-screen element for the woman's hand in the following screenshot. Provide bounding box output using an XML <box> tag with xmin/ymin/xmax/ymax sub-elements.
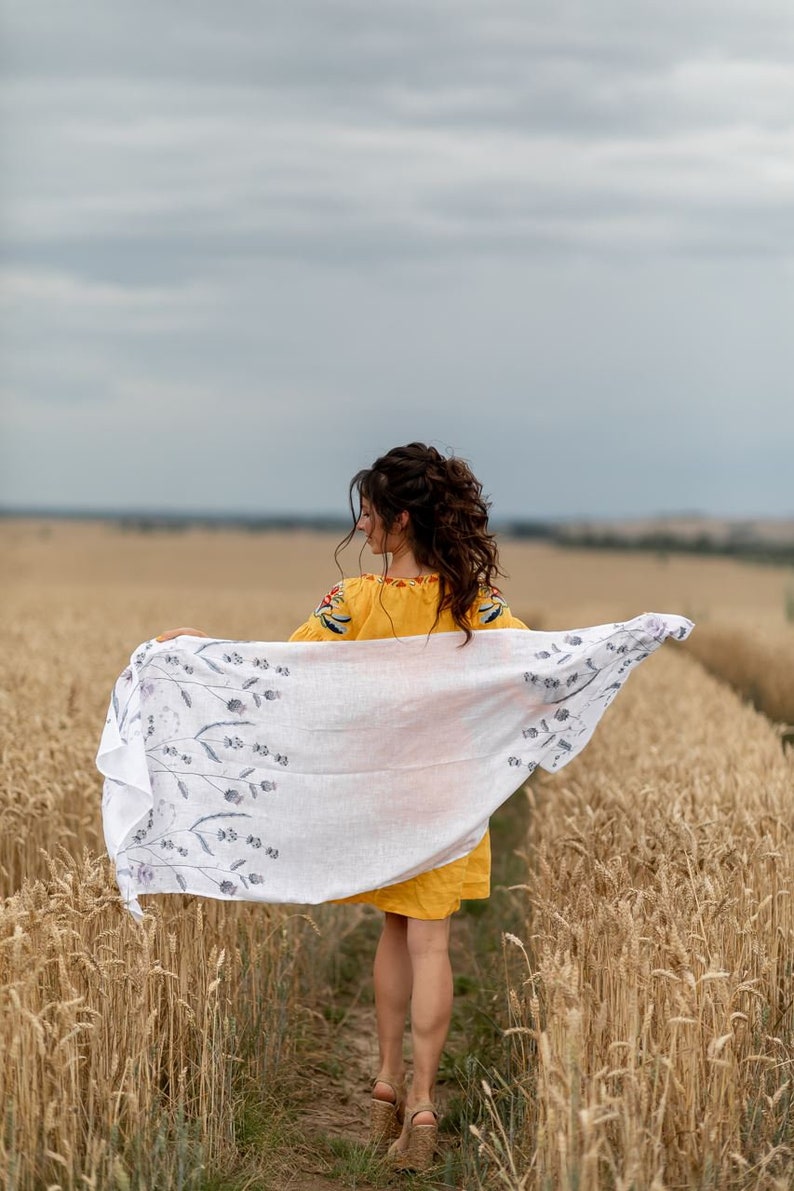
<box><xmin>155</xmin><ymin>627</ymin><xmax>210</xmax><ymax>642</ymax></box>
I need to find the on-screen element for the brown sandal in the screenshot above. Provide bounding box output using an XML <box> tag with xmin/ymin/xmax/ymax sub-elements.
<box><xmin>369</xmin><ymin>1077</ymin><xmax>406</xmax><ymax>1151</ymax></box>
<box><xmin>387</xmin><ymin>1102</ymin><xmax>439</xmax><ymax>1172</ymax></box>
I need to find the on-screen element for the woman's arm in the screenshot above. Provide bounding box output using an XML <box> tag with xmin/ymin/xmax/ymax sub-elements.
<box><xmin>155</xmin><ymin>626</ymin><xmax>210</xmax><ymax>642</ymax></box>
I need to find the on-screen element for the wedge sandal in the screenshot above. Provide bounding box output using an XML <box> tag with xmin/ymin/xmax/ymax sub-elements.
<box><xmin>369</xmin><ymin>1077</ymin><xmax>406</xmax><ymax>1151</ymax></box>
<box><xmin>387</xmin><ymin>1101</ymin><xmax>439</xmax><ymax>1172</ymax></box>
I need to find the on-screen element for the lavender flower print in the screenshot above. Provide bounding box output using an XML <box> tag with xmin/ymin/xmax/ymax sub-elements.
<box><xmin>642</xmin><ymin>614</ymin><xmax>667</xmax><ymax>641</ymax></box>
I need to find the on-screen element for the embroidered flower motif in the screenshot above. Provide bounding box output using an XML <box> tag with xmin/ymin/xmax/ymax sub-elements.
<box><xmin>313</xmin><ymin>583</ymin><xmax>352</xmax><ymax>635</ymax></box>
<box><xmin>477</xmin><ymin>586</ymin><xmax>508</xmax><ymax>624</ymax></box>
<box><xmin>219</xmin><ymin>880</ymin><xmax>237</xmax><ymax>895</ymax></box>
<box><xmin>362</xmin><ymin>574</ymin><xmax>438</xmax><ymax>586</ymax></box>
<box><xmin>136</xmin><ymin>863</ymin><xmax>155</xmax><ymax>887</ymax></box>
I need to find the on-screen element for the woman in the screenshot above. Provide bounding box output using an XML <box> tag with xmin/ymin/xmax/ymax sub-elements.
<box><xmin>158</xmin><ymin>442</ymin><xmax>528</xmax><ymax>1172</ymax></box>
<box><xmin>289</xmin><ymin>443</ymin><xmax>528</xmax><ymax>1170</ymax></box>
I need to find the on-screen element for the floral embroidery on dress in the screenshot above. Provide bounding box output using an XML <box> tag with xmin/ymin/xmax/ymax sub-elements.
<box><xmin>313</xmin><ymin>583</ymin><xmax>352</xmax><ymax>635</ymax></box>
<box><xmin>477</xmin><ymin>586</ymin><xmax>508</xmax><ymax>625</ymax></box>
<box><xmin>362</xmin><ymin>573</ymin><xmax>439</xmax><ymax>587</ymax></box>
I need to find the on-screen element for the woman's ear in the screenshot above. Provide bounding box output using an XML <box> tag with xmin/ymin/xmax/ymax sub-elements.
<box><xmin>396</xmin><ymin>510</ymin><xmax>410</xmax><ymax>531</ymax></box>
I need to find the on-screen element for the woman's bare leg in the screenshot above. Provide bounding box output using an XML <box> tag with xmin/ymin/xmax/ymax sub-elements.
<box><xmin>403</xmin><ymin>916</ymin><xmax>452</xmax><ymax>1125</ymax></box>
<box><xmin>372</xmin><ymin>912</ymin><xmax>411</xmax><ymax>1099</ymax></box>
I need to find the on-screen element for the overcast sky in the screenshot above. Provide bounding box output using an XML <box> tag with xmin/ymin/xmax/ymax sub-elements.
<box><xmin>1</xmin><ymin>0</ymin><xmax>792</xmax><ymax>520</ymax></box>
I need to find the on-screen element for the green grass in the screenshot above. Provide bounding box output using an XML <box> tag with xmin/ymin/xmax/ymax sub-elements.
<box><xmin>322</xmin><ymin>1133</ymin><xmax>471</xmax><ymax>1189</ymax></box>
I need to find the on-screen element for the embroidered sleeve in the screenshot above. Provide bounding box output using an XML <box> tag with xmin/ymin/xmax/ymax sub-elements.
<box><xmin>476</xmin><ymin>586</ymin><xmax>529</xmax><ymax>630</ymax></box>
<box><xmin>289</xmin><ymin>581</ymin><xmax>352</xmax><ymax>641</ymax></box>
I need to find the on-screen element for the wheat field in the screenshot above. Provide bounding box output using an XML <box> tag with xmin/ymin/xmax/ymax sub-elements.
<box><xmin>1</xmin><ymin>519</ymin><xmax>793</xmax><ymax>1190</ymax></box>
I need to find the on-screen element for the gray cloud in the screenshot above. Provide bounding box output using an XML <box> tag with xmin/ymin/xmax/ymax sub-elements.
<box><xmin>1</xmin><ymin>0</ymin><xmax>792</xmax><ymax>518</ymax></box>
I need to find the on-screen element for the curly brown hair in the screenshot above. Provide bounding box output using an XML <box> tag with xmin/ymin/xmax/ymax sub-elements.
<box><xmin>336</xmin><ymin>442</ymin><xmax>504</xmax><ymax>642</ymax></box>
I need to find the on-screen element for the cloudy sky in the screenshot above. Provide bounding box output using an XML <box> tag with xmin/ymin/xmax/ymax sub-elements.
<box><xmin>1</xmin><ymin>0</ymin><xmax>792</xmax><ymax>520</ymax></box>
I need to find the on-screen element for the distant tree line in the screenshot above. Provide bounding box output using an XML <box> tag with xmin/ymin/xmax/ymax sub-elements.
<box><xmin>503</xmin><ymin>524</ymin><xmax>794</xmax><ymax>567</ymax></box>
<box><xmin>2</xmin><ymin>509</ymin><xmax>792</xmax><ymax>565</ymax></box>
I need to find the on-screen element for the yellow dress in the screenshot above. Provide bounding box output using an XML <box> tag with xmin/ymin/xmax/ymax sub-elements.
<box><xmin>289</xmin><ymin>573</ymin><xmax>528</xmax><ymax>919</ymax></box>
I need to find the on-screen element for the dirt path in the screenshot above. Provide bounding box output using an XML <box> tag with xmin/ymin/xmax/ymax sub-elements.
<box><xmin>298</xmin><ymin>1002</ymin><xmax>381</xmax><ymax>1144</ymax></box>
<box><xmin>289</xmin><ymin>992</ymin><xmax>467</xmax><ymax>1189</ymax></box>
<box><xmin>283</xmin><ymin>788</ymin><xmax>532</xmax><ymax>1190</ymax></box>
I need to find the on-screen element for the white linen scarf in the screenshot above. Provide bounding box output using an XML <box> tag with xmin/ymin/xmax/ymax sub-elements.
<box><xmin>97</xmin><ymin>613</ymin><xmax>693</xmax><ymax>919</ymax></box>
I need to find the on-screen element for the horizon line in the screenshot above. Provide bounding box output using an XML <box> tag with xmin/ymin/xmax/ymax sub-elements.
<box><xmin>2</xmin><ymin>506</ymin><xmax>794</xmax><ymax>527</ymax></box>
